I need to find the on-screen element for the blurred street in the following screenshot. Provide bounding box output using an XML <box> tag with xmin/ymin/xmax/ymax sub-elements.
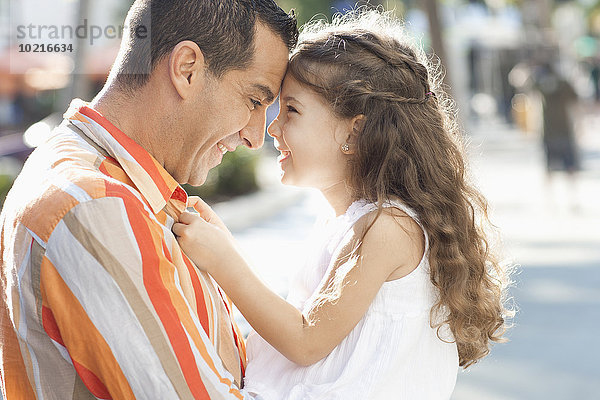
<box><xmin>231</xmin><ymin>116</ymin><xmax>600</xmax><ymax>400</ymax></box>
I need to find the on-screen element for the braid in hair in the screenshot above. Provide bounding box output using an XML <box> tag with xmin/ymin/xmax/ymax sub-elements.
<box><xmin>337</xmin><ymin>81</ymin><xmax>435</xmax><ymax>105</ymax></box>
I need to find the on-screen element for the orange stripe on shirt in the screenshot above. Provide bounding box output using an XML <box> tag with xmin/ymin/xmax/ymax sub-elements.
<box><xmin>21</xmin><ymin>184</ymin><xmax>80</xmax><ymax>243</ymax></box>
<box><xmin>77</xmin><ymin>107</ymin><xmax>173</xmax><ymax>201</ymax></box>
<box><xmin>99</xmin><ymin>159</ymin><xmax>135</xmax><ymax>189</ymax></box>
<box><xmin>159</xmin><ymin>253</ymin><xmax>240</xmax><ymax>394</ymax></box>
<box><xmin>40</xmin><ymin>256</ymin><xmax>136</xmax><ymax>399</ymax></box>
<box><xmin>0</xmin><ymin>287</ymin><xmax>36</xmax><ymax>400</ymax></box>
<box><xmin>182</xmin><ymin>255</ymin><xmax>210</xmax><ymax>335</ymax></box>
<box><xmin>109</xmin><ymin>181</ymin><xmax>211</xmax><ymax>399</ymax></box>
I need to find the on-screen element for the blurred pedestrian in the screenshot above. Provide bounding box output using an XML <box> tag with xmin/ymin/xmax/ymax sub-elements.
<box><xmin>591</xmin><ymin>60</ymin><xmax>600</xmax><ymax>103</ymax></box>
<box><xmin>535</xmin><ymin>62</ymin><xmax>580</xmax><ymax>209</ymax></box>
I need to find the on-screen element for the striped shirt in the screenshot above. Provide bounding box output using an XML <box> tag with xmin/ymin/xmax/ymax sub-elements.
<box><xmin>0</xmin><ymin>99</ymin><xmax>253</xmax><ymax>399</ymax></box>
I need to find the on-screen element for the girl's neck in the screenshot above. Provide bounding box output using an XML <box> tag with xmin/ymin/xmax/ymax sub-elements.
<box><xmin>319</xmin><ymin>180</ymin><xmax>354</xmax><ymax>217</ymax></box>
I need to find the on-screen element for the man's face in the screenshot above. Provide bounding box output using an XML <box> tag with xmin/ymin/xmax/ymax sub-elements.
<box><xmin>173</xmin><ymin>23</ymin><xmax>289</xmax><ymax>186</ymax></box>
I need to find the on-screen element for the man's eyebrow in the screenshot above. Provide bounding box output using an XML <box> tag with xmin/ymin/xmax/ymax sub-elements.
<box><xmin>253</xmin><ymin>84</ymin><xmax>276</xmax><ymax>104</ymax></box>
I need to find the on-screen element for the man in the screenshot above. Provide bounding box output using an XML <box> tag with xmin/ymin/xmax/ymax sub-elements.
<box><xmin>0</xmin><ymin>0</ymin><xmax>296</xmax><ymax>398</ymax></box>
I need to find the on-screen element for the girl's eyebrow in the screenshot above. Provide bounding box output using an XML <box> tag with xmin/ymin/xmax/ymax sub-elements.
<box><xmin>282</xmin><ymin>95</ymin><xmax>301</xmax><ymax>104</ymax></box>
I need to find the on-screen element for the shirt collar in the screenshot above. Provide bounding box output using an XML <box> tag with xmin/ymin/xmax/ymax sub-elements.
<box><xmin>64</xmin><ymin>99</ymin><xmax>188</xmax><ymax>215</ymax></box>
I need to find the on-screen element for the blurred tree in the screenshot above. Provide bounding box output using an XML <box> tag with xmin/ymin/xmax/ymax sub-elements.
<box><xmin>585</xmin><ymin>1</ymin><xmax>600</xmax><ymax>35</ymax></box>
<box><xmin>0</xmin><ymin>175</ymin><xmax>14</xmax><ymax>209</ymax></box>
<box><xmin>115</xmin><ymin>0</ymin><xmax>132</xmax><ymax>23</ymax></box>
<box><xmin>536</xmin><ymin>0</ymin><xmax>553</xmax><ymax>27</ymax></box>
<box><xmin>183</xmin><ymin>147</ymin><xmax>261</xmax><ymax>203</ymax></box>
<box><xmin>276</xmin><ymin>0</ymin><xmax>336</xmax><ymax>25</ymax></box>
<box><xmin>65</xmin><ymin>0</ymin><xmax>92</xmax><ymax>106</ymax></box>
<box><xmin>276</xmin><ymin>0</ymin><xmax>409</xmax><ymax>25</ymax></box>
<box><xmin>423</xmin><ymin>0</ymin><xmax>452</xmax><ymax>90</ymax></box>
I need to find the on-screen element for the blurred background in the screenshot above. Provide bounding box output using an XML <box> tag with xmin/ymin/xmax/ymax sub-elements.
<box><xmin>1</xmin><ymin>0</ymin><xmax>599</xmax><ymax>399</ymax></box>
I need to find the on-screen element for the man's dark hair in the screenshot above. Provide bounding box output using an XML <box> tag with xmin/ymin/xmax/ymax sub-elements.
<box><xmin>112</xmin><ymin>0</ymin><xmax>298</xmax><ymax>91</ymax></box>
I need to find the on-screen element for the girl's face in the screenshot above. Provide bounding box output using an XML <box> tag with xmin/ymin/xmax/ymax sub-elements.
<box><xmin>268</xmin><ymin>74</ymin><xmax>351</xmax><ymax>189</ymax></box>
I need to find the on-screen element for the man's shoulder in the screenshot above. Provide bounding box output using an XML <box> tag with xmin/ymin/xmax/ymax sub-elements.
<box><xmin>41</xmin><ymin>124</ymin><xmax>142</xmax><ymax>204</ymax></box>
<box><xmin>5</xmin><ymin>152</ymin><xmax>145</xmax><ymax>245</ymax></box>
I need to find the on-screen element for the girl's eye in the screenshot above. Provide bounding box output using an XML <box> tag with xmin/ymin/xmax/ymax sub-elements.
<box><xmin>286</xmin><ymin>105</ymin><xmax>298</xmax><ymax>113</ymax></box>
<box><xmin>250</xmin><ymin>99</ymin><xmax>262</xmax><ymax>110</ymax></box>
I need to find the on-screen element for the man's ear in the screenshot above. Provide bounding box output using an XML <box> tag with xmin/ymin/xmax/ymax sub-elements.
<box><xmin>168</xmin><ymin>40</ymin><xmax>207</xmax><ymax>99</ymax></box>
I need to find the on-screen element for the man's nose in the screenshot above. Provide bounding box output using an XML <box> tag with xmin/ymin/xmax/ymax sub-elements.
<box><xmin>240</xmin><ymin>110</ymin><xmax>267</xmax><ymax>149</ymax></box>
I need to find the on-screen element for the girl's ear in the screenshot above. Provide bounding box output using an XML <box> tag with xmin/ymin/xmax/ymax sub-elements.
<box><xmin>342</xmin><ymin>114</ymin><xmax>365</xmax><ymax>154</ymax></box>
<box><xmin>351</xmin><ymin>114</ymin><xmax>365</xmax><ymax>138</ymax></box>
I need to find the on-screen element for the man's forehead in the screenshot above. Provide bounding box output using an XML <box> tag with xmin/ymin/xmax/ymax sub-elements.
<box><xmin>248</xmin><ymin>24</ymin><xmax>290</xmax><ymax>102</ymax></box>
<box><xmin>244</xmin><ymin>56</ymin><xmax>288</xmax><ymax>103</ymax></box>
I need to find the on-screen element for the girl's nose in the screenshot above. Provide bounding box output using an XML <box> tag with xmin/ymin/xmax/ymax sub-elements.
<box><xmin>267</xmin><ymin>117</ymin><xmax>280</xmax><ymax>138</ymax></box>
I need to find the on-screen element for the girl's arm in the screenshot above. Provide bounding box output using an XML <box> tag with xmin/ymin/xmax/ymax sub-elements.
<box><xmin>173</xmin><ymin>206</ymin><xmax>424</xmax><ymax>366</ymax></box>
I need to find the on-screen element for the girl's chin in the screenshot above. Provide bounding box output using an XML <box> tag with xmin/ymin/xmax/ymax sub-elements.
<box><xmin>279</xmin><ymin>171</ymin><xmax>299</xmax><ymax>187</ymax></box>
<box><xmin>280</xmin><ymin>175</ymin><xmax>313</xmax><ymax>189</ymax></box>
<box><xmin>278</xmin><ymin>166</ymin><xmax>314</xmax><ymax>188</ymax></box>
<box><xmin>279</xmin><ymin>172</ymin><xmax>292</xmax><ymax>186</ymax></box>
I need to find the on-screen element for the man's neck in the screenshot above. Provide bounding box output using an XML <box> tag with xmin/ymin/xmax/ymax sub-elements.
<box><xmin>90</xmin><ymin>83</ymin><xmax>165</xmax><ymax>167</ymax></box>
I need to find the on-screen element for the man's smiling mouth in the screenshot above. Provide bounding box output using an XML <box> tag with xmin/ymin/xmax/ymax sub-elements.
<box><xmin>217</xmin><ymin>142</ymin><xmax>231</xmax><ymax>155</ymax></box>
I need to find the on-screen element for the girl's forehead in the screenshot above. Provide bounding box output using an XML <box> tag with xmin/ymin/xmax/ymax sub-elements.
<box><xmin>280</xmin><ymin>75</ymin><xmax>308</xmax><ymax>98</ymax></box>
<box><xmin>282</xmin><ymin>73</ymin><xmax>301</xmax><ymax>88</ymax></box>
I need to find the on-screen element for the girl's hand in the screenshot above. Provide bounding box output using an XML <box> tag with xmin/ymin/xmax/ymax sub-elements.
<box><xmin>172</xmin><ymin>209</ymin><xmax>236</xmax><ymax>274</ymax></box>
<box><xmin>186</xmin><ymin>196</ymin><xmax>232</xmax><ymax>237</ymax></box>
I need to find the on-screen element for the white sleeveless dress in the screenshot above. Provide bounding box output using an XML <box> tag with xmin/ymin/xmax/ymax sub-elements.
<box><xmin>243</xmin><ymin>199</ymin><xmax>459</xmax><ymax>400</ymax></box>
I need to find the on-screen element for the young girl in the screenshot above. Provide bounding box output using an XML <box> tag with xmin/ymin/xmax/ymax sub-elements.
<box><xmin>174</xmin><ymin>9</ymin><xmax>511</xmax><ymax>400</ymax></box>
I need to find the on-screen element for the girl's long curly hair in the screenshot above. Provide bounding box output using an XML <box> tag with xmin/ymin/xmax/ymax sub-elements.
<box><xmin>289</xmin><ymin>8</ymin><xmax>513</xmax><ymax>368</ymax></box>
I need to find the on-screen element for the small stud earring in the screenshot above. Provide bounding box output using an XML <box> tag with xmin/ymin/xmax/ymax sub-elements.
<box><xmin>341</xmin><ymin>143</ymin><xmax>350</xmax><ymax>153</ymax></box>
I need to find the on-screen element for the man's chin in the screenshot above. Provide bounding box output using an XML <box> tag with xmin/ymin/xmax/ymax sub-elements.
<box><xmin>174</xmin><ymin>167</ymin><xmax>204</xmax><ymax>187</ymax></box>
<box><xmin>186</xmin><ymin>175</ymin><xmax>208</xmax><ymax>187</ymax></box>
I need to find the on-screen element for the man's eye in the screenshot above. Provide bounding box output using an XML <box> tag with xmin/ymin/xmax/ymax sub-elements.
<box><xmin>250</xmin><ymin>99</ymin><xmax>262</xmax><ymax>110</ymax></box>
<box><xmin>286</xmin><ymin>105</ymin><xmax>298</xmax><ymax>113</ymax></box>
